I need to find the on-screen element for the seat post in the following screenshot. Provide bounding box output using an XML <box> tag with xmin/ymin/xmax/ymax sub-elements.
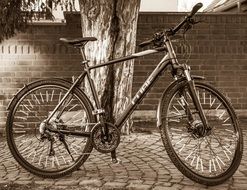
<box><xmin>80</xmin><ymin>47</ymin><xmax>87</xmax><ymax>61</ymax></box>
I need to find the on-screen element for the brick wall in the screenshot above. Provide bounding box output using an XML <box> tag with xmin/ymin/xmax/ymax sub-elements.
<box><xmin>0</xmin><ymin>12</ymin><xmax>247</xmax><ymax>131</ymax></box>
<box><xmin>0</xmin><ymin>13</ymin><xmax>83</xmax><ymax>130</ymax></box>
<box><xmin>134</xmin><ymin>13</ymin><xmax>247</xmax><ymax>120</ymax></box>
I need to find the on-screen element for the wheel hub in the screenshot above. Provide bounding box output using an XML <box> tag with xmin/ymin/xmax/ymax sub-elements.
<box><xmin>190</xmin><ymin>120</ymin><xmax>205</xmax><ymax>138</ymax></box>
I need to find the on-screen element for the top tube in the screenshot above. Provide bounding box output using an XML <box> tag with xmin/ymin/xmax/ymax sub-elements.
<box><xmin>87</xmin><ymin>47</ymin><xmax>167</xmax><ymax>70</ymax></box>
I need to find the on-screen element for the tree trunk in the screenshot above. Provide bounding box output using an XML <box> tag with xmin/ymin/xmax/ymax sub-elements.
<box><xmin>79</xmin><ymin>0</ymin><xmax>140</xmax><ymax>134</ymax></box>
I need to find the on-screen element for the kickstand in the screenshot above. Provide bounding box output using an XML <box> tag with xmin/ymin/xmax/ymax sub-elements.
<box><xmin>111</xmin><ymin>150</ymin><xmax>120</xmax><ymax>164</ymax></box>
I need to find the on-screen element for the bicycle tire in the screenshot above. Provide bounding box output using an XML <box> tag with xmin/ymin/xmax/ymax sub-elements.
<box><xmin>160</xmin><ymin>80</ymin><xmax>243</xmax><ymax>186</ymax></box>
<box><xmin>6</xmin><ymin>79</ymin><xmax>96</xmax><ymax>178</ymax></box>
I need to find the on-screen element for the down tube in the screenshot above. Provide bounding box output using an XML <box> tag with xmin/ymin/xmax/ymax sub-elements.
<box><xmin>115</xmin><ymin>56</ymin><xmax>171</xmax><ymax>129</ymax></box>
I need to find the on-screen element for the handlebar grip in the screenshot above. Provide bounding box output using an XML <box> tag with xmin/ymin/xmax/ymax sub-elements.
<box><xmin>188</xmin><ymin>2</ymin><xmax>203</xmax><ymax>18</ymax></box>
<box><xmin>138</xmin><ymin>39</ymin><xmax>153</xmax><ymax>48</ymax></box>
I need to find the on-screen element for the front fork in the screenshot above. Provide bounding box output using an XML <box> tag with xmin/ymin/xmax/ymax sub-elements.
<box><xmin>183</xmin><ymin>66</ymin><xmax>211</xmax><ymax>135</ymax></box>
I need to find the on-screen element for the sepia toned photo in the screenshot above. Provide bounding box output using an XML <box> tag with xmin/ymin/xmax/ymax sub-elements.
<box><xmin>0</xmin><ymin>0</ymin><xmax>246</xmax><ymax>189</ymax></box>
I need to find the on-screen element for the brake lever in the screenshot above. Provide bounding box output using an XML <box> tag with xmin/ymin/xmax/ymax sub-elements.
<box><xmin>189</xmin><ymin>18</ymin><xmax>204</xmax><ymax>25</ymax></box>
<box><xmin>153</xmin><ymin>31</ymin><xmax>164</xmax><ymax>40</ymax></box>
<box><xmin>165</xmin><ymin>28</ymin><xmax>175</xmax><ymax>36</ymax></box>
<box><xmin>183</xmin><ymin>18</ymin><xmax>202</xmax><ymax>34</ymax></box>
<box><xmin>152</xmin><ymin>32</ymin><xmax>165</xmax><ymax>47</ymax></box>
<box><xmin>192</xmin><ymin>20</ymin><xmax>203</xmax><ymax>25</ymax></box>
<box><xmin>183</xmin><ymin>22</ymin><xmax>193</xmax><ymax>33</ymax></box>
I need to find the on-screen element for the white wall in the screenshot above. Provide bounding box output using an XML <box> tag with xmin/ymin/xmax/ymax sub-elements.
<box><xmin>140</xmin><ymin>0</ymin><xmax>178</xmax><ymax>12</ymax></box>
<box><xmin>178</xmin><ymin>0</ymin><xmax>213</xmax><ymax>11</ymax></box>
<box><xmin>140</xmin><ymin>0</ymin><xmax>213</xmax><ymax>12</ymax></box>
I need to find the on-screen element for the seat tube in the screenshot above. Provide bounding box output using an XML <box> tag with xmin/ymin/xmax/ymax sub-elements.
<box><xmin>81</xmin><ymin>47</ymin><xmax>101</xmax><ymax>109</ymax></box>
<box><xmin>86</xmin><ymin>70</ymin><xmax>107</xmax><ymax>123</ymax></box>
<box><xmin>80</xmin><ymin>47</ymin><xmax>87</xmax><ymax>60</ymax></box>
<box><xmin>86</xmin><ymin>69</ymin><xmax>101</xmax><ymax>109</ymax></box>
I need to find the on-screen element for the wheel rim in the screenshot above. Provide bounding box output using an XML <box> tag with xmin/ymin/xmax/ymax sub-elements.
<box><xmin>9</xmin><ymin>84</ymin><xmax>93</xmax><ymax>173</ymax></box>
<box><xmin>165</xmin><ymin>83</ymin><xmax>240</xmax><ymax>178</ymax></box>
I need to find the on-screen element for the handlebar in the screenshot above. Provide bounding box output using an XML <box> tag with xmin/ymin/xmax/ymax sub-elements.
<box><xmin>139</xmin><ymin>2</ymin><xmax>203</xmax><ymax>48</ymax></box>
<box><xmin>188</xmin><ymin>2</ymin><xmax>203</xmax><ymax>18</ymax></box>
<box><xmin>139</xmin><ymin>39</ymin><xmax>154</xmax><ymax>48</ymax></box>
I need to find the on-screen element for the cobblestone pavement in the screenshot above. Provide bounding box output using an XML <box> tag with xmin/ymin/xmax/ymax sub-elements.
<box><xmin>0</xmin><ymin>123</ymin><xmax>246</xmax><ymax>190</ymax></box>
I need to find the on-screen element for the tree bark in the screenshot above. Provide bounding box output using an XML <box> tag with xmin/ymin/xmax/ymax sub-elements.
<box><xmin>79</xmin><ymin>0</ymin><xmax>140</xmax><ymax>134</ymax></box>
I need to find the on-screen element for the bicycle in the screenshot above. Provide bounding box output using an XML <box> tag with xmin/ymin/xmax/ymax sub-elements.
<box><xmin>6</xmin><ymin>3</ymin><xmax>243</xmax><ymax>186</ymax></box>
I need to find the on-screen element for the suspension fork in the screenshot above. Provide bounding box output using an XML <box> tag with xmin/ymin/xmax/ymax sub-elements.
<box><xmin>178</xmin><ymin>89</ymin><xmax>194</xmax><ymax>123</ymax></box>
<box><xmin>183</xmin><ymin>67</ymin><xmax>210</xmax><ymax>133</ymax></box>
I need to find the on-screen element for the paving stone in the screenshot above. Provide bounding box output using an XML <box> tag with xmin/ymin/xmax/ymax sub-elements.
<box><xmin>0</xmin><ymin>128</ymin><xmax>247</xmax><ymax>189</ymax></box>
<box><xmin>180</xmin><ymin>186</ymin><xmax>201</xmax><ymax>190</ymax></box>
<box><xmin>103</xmin><ymin>182</ymin><xmax>127</xmax><ymax>189</ymax></box>
<box><xmin>153</xmin><ymin>185</ymin><xmax>183</xmax><ymax>190</ymax></box>
<box><xmin>230</xmin><ymin>187</ymin><xmax>247</xmax><ymax>190</ymax></box>
<box><xmin>154</xmin><ymin>182</ymin><xmax>172</xmax><ymax>187</ymax></box>
<box><xmin>50</xmin><ymin>185</ymin><xmax>68</xmax><ymax>189</ymax></box>
<box><xmin>102</xmin><ymin>176</ymin><xmax>115</xmax><ymax>182</ymax></box>
<box><xmin>54</xmin><ymin>180</ymin><xmax>80</xmax><ymax>186</ymax></box>
<box><xmin>170</xmin><ymin>184</ymin><xmax>184</xmax><ymax>190</ymax></box>
<box><xmin>180</xmin><ymin>178</ymin><xmax>195</xmax><ymax>186</ymax></box>
<box><xmin>79</xmin><ymin>179</ymin><xmax>102</xmax><ymax>187</ymax></box>
<box><xmin>14</xmin><ymin>180</ymin><xmax>32</xmax><ymax>185</ymax></box>
<box><xmin>127</xmin><ymin>180</ymin><xmax>143</xmax><ymax>184</ymax></box>
<box><xmin>113</xmin><ymin>178</ymin><xmax>129</xmax><ymax>183</ymax></box>
<box><xmin>126</xmin><ymin>183</ymin><xmax>152</xmax><ymax>190</ymax></box>
<box><xmin>34</xmin><ymin>180</ymin><xmax>55</xmax><ymax>186</ymax></box>
<box><xmin>4</xmin><ymin>173</ymin><xmax>19</xmax><ymax>179</ymax></box>
<box><xmin>240</xmin><ymin>169</ymin><xmax>247</xmax><ymax>176</ymax></box>
<box><xmin>18</xmin><ymin>177</ymin><xmax>33</xmax><ymax>181</ymax></box>
<box><xmin>230</xmin><ymin>183</ymin><xmax>247</xmax><ymax>189</ymax></box>
<box><xmin>142</xmin><ymin>180</ymin><xmax>155</xmax><ymax>185</ymax></box>
<box><xmin>0</xmin><ymin>179</ymin><xmax>8</xmax><ymax>185</ymax></box>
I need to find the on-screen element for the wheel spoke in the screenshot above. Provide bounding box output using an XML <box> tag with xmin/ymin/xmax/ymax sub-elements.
<box><xmin>161</xmin><ymin>81</ymin><xmax>242</xmax><ymax>184</ymax></box>
<box><xmin>7</xmin><ymin>81</ymin><xmax>94</xmax><ymax>177</ymax></box>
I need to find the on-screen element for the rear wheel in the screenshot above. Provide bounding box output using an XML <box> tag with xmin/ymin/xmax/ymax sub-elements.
<box><xmin>160</xmin><ymin>80</ymin><xmax>243</xmax><ymax>185</ymax></box>
<box><xmin>6</xmin><ymin>79</ymin><xmax>96</xmax><ymax>178</ymax></box>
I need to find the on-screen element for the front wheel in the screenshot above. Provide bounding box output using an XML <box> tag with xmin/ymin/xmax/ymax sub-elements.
<box><xmin>6</xmin><ymin>79</ymin><xmax>96</xmax><ymax>178</ymax></box>
<box><xmin>160</xmin><ymin>80</ymin><xmax>243</xmax><ymax>186</ymax></box>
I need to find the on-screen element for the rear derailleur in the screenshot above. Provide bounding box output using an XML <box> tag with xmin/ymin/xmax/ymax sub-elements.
<box><xmin>39</xmin><ymin>120</ymin><xmax>74</xmax><ymax>160</ymax></box>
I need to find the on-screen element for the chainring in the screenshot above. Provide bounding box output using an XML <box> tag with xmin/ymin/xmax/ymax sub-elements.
<box><xmin>91</xmin><ymin>122</ymin><xmax>120</xmax><ymax>153</ymax></box>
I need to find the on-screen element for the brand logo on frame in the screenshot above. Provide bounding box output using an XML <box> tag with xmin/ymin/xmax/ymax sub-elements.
<box><xmin>131</xmin><ymin>76</ymin><xmax>153</xmax><ymax>105</ymax></box>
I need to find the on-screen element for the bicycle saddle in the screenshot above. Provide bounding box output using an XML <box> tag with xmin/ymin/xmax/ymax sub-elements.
<box><xmin>60</xmin><ymin>37</ymin><xmax>97</xmax><ymax>47</ymax></box>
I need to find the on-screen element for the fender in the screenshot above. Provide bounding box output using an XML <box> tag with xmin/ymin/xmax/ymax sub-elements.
<box><xmin>156</xmin><ymin>75</ymin><xmax>205</xmax><ymax>128</ymax></box>
<box><xmin>7</xmin><ymin>78</ymin><xmax>94</xmax><ymax>114</ymax></box>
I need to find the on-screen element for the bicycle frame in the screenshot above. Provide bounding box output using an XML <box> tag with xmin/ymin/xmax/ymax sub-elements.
<box><xmin>88</xmin><ymin>47</ymin><xmax>171</xmax><ymax>128</ymax></box>
<box><xmin>46</xmin><ymin>37</ymin><xmax>207</xmax><ymax>136</ymax></box>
